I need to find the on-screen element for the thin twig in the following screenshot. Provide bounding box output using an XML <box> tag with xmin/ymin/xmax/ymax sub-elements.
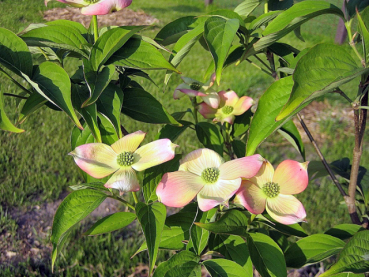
<box><xmin>253</xmin><ymin>55</ymin><xmax>272</xmax><ymax>72</ymax></box>
<box><xmin>245</xmin><ymin>59</ymin><xmax>273</xmax><ymax>76</ymax></box>
<box><xmin>297</xmin><ymin>113</ymin><xmax>347</xmax><ymax>197</ymax></box>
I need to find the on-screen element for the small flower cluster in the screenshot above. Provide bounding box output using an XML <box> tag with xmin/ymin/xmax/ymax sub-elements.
<box><xmin>71</xmin><ymin>132</ymin><xmax>309</xmax><ymax>225</ymax></box>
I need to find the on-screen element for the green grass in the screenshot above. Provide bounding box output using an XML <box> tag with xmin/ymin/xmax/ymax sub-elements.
<box><xmin>1</xmin><ymin>0</ymin><xmax>368</xmax><ymax>275</ymax></box>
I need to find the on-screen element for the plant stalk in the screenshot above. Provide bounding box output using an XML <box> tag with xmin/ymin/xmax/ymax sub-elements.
<box><xmin>92</xmin><ymin>15</ymin><xmax>99</xmax><ymax>43</ymax></box>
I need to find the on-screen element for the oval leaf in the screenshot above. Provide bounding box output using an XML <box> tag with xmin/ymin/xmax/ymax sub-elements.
<box><xmin>84</xmin><ymin>212</ymin><xmax>136</xmax><ymax>236</ymax></box>
<box><xmin>203</xmin><ymin>259</ymin><xmax>249</xmax><ymax>277</ymax></box>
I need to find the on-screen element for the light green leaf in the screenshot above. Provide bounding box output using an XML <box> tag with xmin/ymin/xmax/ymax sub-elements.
<box><xmin>136</xmin><ymin>202</ymin><xmax>167</xmax><ymax>274</ymax></box>
<box><xmin>234</xmin><ymin>0</ymin><xmax>263</xmax><ymax>18</ymax></box>
<box><xmin>0</xmin><ymin>90</ymin><xmax>24</xmax><ymax>133</ymax></box>
<box><xmin>51</xmin><ymin>189</ymin><xmax>107</xmax><ymax>269</ymax></box>
<box><xmin>247</xmin><ymin>232</ymin><xmax>287</xmax><ymax>277</ymax></box>
<box><xmin>22</xmin><ymin>62</ymin><xmax>83</xmax><ymax>129</ymax></box>
<box><xmin>0</xmin><ymin>27</ymin><xmax>33</xmax><ymax>77</ymax></box>
<box><xmin>195</xmin><ymin>122</ymin><xmax>224</xmax><ymax>157</ymax></box>
<box><xmin>246</xmin><ymin>76</ymin><xmax>295</xmax><ymax>156</ymax></box>
<box><xmin>108</xmin><ymin>37</ymin><xmax>179</xmax><ymax>72</ymax></box>
<box><xmin>285</xmin><ymin>234</ymin><xmax>345</xmax><ymax>268</ymax></box>
<box><xmin>320</xmin><ymin>231</ymin><xmax>369</xmax><ymax>276</ymax></box>
<box><xmin>84</xmin><ymin>212</ymin><xmax>136</xmax><ymax>236</ymax></box>
<box><xmin>204</xmin><ymin>17</ymin><xmax>239</xmax><ymax>85</ymax></box>
<box><xmin>277</xmin><ymin>44</ymin><xmax>369</xmax><ymax>120</ymax></box>
<box><xmin>21</xmin><ymin>25</ymin><xmax>88</xmax><ymax>58</ymax></box>
<box><xmin>153</xmin><ymin>251</ymin><xmax>201</xmax><ymax>277</ymax></box>
<box><xmin>357</xmin><ymin>10</ymin><xmax>369</xmax><ymax>65</ymax></box>
<box><xmin>69</xmin><ymin>182</ymin><xmax>109</xmax><ymax>192</ymax></box>
<box><xmin>46</xmin><ymin>19</ymin><xmax>88</xmax><ymax>36</ymax></box>
<box><xmin>121</xmin><ymin>87</ymin><xmax>181</xmax><ymax>126</ymax></box>
<box><xmin>90</xmin><ymin>26</ymin><xmax>144</xmax><ymax>71</ymax></box>
<box><xmin>203</xmin><ymin>259</ymin><xmax>249</xmax><ymax>277</ymax></box>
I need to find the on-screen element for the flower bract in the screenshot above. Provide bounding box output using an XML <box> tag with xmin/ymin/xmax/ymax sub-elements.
<box><xmin>69</xmin><ymin>130</ymin><xmax>177</xmax><ymax>194</ymax></box>
<box><xmin>156</xmin><ymin>148</ymin><xmax>264</xmax><ymax>211</ymax></box>
<box><xmin>198</xmin><ymin>90</ymin><xmax>253</xmax><ymax>124</ymax></box>
<box><xmin>234</xmin><ymin>160</ymin><xmax>309</xmax><ymax>224</ymax></box>
<box><xmin>45</xmin><ymin>0</ymin><xmax>132</xmax><ymax>15</ymax></box>
<box><xmin>173</xmin><ymin>74</ymin><xmax>219</xmax><ymax>108</ymax></box>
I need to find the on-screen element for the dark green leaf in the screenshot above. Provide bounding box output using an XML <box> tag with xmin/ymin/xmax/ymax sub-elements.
<box><xmin>347</xmin><ymin>0</ymin><xmax>369</xmax><ymax>18</ymax></box>
<box><xmin>203</xmin><ymin>259</ymin><xmax>249</xmax><ymax>277</ymax></box>
<box><xmin>122</xmin><ymin>87</ymin><xmax>180</xmax><ymax>126</ymax></box>
<box><xmin>51</xmin><ymin>189</ymin><xmax>107</xmax><ymax>268</ymax></box>
<box><xmin>18</xmin><ymin>92</ymin><xmax>47</xmax><ymax>124</ymax></box>
<box><xmin>232</xmin><ymin>109</ymin><xmax>252</xmax><ymax>138</ymax></box>
<box><xmin>136</xmin><ymin>202</ymin><xmax>167</xmax><ymax>274</ymax></box>
<box><xmin>0</xmin><ymin>27</ymin><xmax>33</xmax><ymax>77</ymax></box>
<box><xmin>156</xmin><ymin>120</ymin><xmax>193</xmax><ymax>142</ymax></box>
<box><xmin>204</xmin><ymin>17</ymin><xmax>239</xmax><ymax>85</ymax></box>
<box><xmin>277</xmin><ymin>44</ymin><xmax>369</xmax><ymax>120</ymax></box>
<box><xmin>278</xmin><ymin>119</ymin><xmax>305</xmax><ymax>160</ymax></box>
<box><xmin>325</xmin><ymin>224</ymin><xmax>365</xmax><ymax>240</ymax></box>
<box><xmin>256</xmin><ymin>214</ymin><xmax>308</xmax><ymax>237</ymax></box>
<box><xmin>320</xmin><ymin>231</ymin><xmax>369</xmax><ymax>276</ymax></box>
<box><xmin>153</xmin><ymin>251</ymin><xmax>200</xmax><ymax>277</ymax></box>
<box><xmin>247</xmin><ymin>232</ymin><xmax>287</xmax><ymax>277</ymax></box>
<box><xmin>285</xmin><ymin>234</ymin><xmax>345</xmax><ymax>268</ymax></box>
<box><xmin>232</xmin><ymin>139</ymin><xmax>246</xmax><ymax>158</ymax></box>
<box><xmin>84</xmin><ymin>212</ymin><xmax>136</xmax><ymax>236</ymax></box>
<box><xmin>268</xmin><ymin>0</ymin><xmax>293</xmax><ymax>11</ymax></box>
<box><xmin>195</xmin><ymin>122</ymin><xmax>224</xmax><ymax>156</ymax></box>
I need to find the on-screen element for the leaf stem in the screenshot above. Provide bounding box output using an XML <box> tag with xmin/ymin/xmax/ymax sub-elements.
<box><xmin>333</xmin><ymin>89</ymin><xmax>353</xmax><ymax>104</ymax></box>
<box><xmin>253</xmin><ymin>55</ymin><xmax>272</xmax><ymax>72</ymax></box>
<box><xmin>296</xmin><ymin>113</ymin><xmax>347</xmax><ymax>197</ymax></box>
<box><xmin>191</xmin><ymin>98</ymin><xmax>199</xmax><ymax>124</ymax></box>
<box><xmin>109</xmin><ymin>195</ymin><xmax>135</xmax><ymax>211</ymax></box>
<box><xmin>345</xmin><ymin>21</ymin><xmax>365</xmax><ymax>67</ymax></box>
<box><xmin>92</xmin><ymin>15</ymin><xmax>99</xmax><ymax>43</ymax></box>
<box><xmin>3</xmin><ymin>93</ymin><xmax>28</xmax><ymax>100</ymax></box>
<box><xmin>245</xmin><ymin>59</ymin><xmax>273</xmax><ymax>76</ymax></box>
<box><xmin>132</xmin><ymin>191</ymin><xmax>139</xmax><ymax>204</ymax></box>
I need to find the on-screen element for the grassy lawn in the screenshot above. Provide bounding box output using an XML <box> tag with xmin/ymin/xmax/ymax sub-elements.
<box><xmin>1</xmin><ymin>0</ymin><xmax>367</xmax><ymax>275</ymax></box>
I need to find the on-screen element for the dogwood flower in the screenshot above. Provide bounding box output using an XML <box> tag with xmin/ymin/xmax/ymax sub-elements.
<box><xmin>45</xmin><ymin>0</ymin><xmax>132</xmax><ymax>15</ymax></box>
<box><xmin>174</xmin><ymin>74</ymin><xmax>219</xmax><ymax>108</ymax></box>
<box><xmin>198</xmin><ymin>90</ymin><xmax>253</xmax><ymax>124</ymax></box>
<box><xmin>69</xmin><ymin>131</ymin><xmax>177</xmax><ymax>194</ymax></box>
<box><xmin>234</xmin><ymin>160</ymin><xmax>309</xmax><ymax>225</ymax></box>
<box><xmin>156</xmin><ymin>148</ymin><xmax>263</xmax><ymax>211</ymax></box>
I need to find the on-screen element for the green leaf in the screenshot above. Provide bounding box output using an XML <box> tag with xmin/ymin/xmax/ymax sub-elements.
<box><xmin>256</xmin><ymin>214</ymin><xmax>308</xmax><ymax>237</ymax></box>
<box><xmin>22</xmin><ymin>62</ymin><xmax>83</xmax><ymax>129</ymax></box>
<box><xmin>195</xmin><ymin>122</ymin><xmax>224</xmax><ymax>156</ymax></box>
<box><xmin>246</xmin><ymin>76</ymin><xmax>295</xmax><ymax>156</ymax></box>
<box><xmin>209</xmin><ymin>234</ymin><xmax>252</xmax><ymax>274</ymax></box>
<box><xmin>234</xmin><ymin>0</ymin><xmax>263</xmax><ymax>17</ymax></box>
<box><xmin>250</xmin><ymin>11</ymin><xmax>281</xmax><ymax>31</ymax></box>
<box><xmin>69</xmin><ymin>182</ymin><xmax>109</xmax><ymax>192</ymax></box>
<box><xmin>0</xmin><ymin>90</ymin><xmax>24</xmax><ymax>133</ymax></box>
<box><xmin>96</xmin><ymin>84</ymin><xmax>124</xmax><ymax>138</ymax></box>
<box><xmin>82</xmin><ymin>61</ymin><xmax>115</xmax><ymax>107</ymax></box>
<box><xmin>51</xmin><ymin>189</ymin><xmax>107</xmax><ymax>269</ymax></box>
<box><xmin>136</xmin><ymin>202</ymin><xmax>167</xmax><ymax>274</ymax></box>
<box><xmin>357</xmin><ymin>10</ymin><xmax>369</xmax><ymax>65</ymax></box>
<box><xmin>268</xmin><ymin>0</ymin><xmax>293</xmax><ymax>11</ymax></box>
<box><xmin>330</xmin><ymin>273</ymin><xmax>365</xmax><ymax>277</ymax></box>
<box><xmin>285</xmin><ymin>234</ymin><xmax>345</xmax><ymax>268</ymax></box>
<box><xmin>156</xmin><ymin>120</ymin><xmax>193</xmax><ymax>142</ymax></box>
<box><xmin>232</xmin><ymin>109</ymin><xmax>252</xmax><ymax>138</ymax></box>
<box><xmin>278</xmin><ymin>119</ymin><xmax>305</xmax><ymax>160</ymax></box>
<box><xmin>203</xmin><ymin>259</ymin><xmax>249</xmax><ymax>277</ymax></box>
<box><xmin>18</xmin><ymin>92</ymin><xmax>47</xmax><ymax>124</ymax></box>
<box><xmin>98</xmin><ymin>113</ymin><xmax>120</xmax><ymax>145</ymax></box>
<box><xmin>90</xmin><ymin>26</ymin><xmax>144</xmax><ymax>71</ymax></box>
<box><xmin>0</xmin><ymin>27</ymin><xmax>33</xmax><ymax>77</ymax></box>
<box><xmin>277</xmin><ymin>44</ymin><xmax>369</xmax><ymax>120</ymax></box>
<box><xmin>153</xmin><ymin>251</ymin><xmax>201</xmax><ymax>277</ymax></box>
<box><xmin>20</xmin><ymin>25</ymin><xmax>88</xmax><ymax>58</ymax></box>
<box><xmin>204</xmin><ymin>17</ymin><xmax>239</xmax><ymax>85</ymax></box>
<box><xmin>46</xmin><ymin>19</ymin><xmax>88</xmax><ymax>37</ymax></box>
<box><xmin>247</xmin><ymin>1</ymin><xmax>344</xmax><ymax>57</ymax></box>
<box><xmin>188</xmin><ymin>208</ymin><xmax>217</xmax><ymax>255</ymax></box>
<box><xmin>121</xmin><ymin>87</ymin><xmax>181</xmax><ymax>126</ymax></box>
<box><xmin>232</xmin><ymin>139</ymin><xmax>246</xmax><ymax>158</ymax></box>
<box><xmin>346</xmin><ymin>0</ymin><xmax>369</xmax><ymax>18</ymax></box>
<box><xmin>142</xmin><ymin>155</ymin><xmax>181</xmax><ymax>203</ymax></box>
<box><xmin>108</xmin><ymin>37</ymin><xmax>179</xmax><ymax>72</ymax></box>
<box><xmin>325</xmin><ymin>224</ymin><xmax>365</xmax><ymax>241</ymax></box>
<box><xmin>84</xmin><ymin>212</ymin><xmax>136</xmax><ymax>236</ymax></box>
<box><xmin>195</xmin><ymin>209</ymin><xmax>249</xmax><ymax>237</ymax></box>
<box><xmin>247</xmin><ymin>232</ymin><xmax>287</xmax><ymax>277</ymax></box>
<box><xmin>320</xmin><ymin>231</ymin><xmax>369</xmax><ymax>276</ymax></box>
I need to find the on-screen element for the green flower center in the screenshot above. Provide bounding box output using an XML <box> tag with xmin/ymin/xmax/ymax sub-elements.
<box><xmin>117</xmin><ymin>152</ymin><xmax>135</xmax><ymax>167</ymax></box>
<box><xmin>262</xmin><ymin>182</ymin><xmax>280</xmax><ymax>198</ymax></box>
<box><xmin>201</xmin><ymin>167</ymin><xmax>220</xmax><ymax>184</ymax></box>
<box><xmin>190</xmin><ymin>82</ymin><xmax>202</xmax><ymax>91</ymax></box>
<box><xmin>222</xmin><ymin>105</ymin><xmax>234</xmax><ymax>115</ymax></box>
<box><xmin>85</xmin><ymin>0</ymin><xmax>99</xmax><ymax>3</ymax></box>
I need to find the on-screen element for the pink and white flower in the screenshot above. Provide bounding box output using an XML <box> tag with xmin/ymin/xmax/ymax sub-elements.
<box><xmin>156</xmin><ymin>148</ymin><xmax>264</xmax><ymax>211</ymax></box>
<box><xmin>174</xmin><ymin>74</ymin><xmax>219</xmax><ymax>108</ymax></box>
<box><xmin>198</xmin><ymin>90</ymin><xmax>253</xmax><ymax>124</ymax></box>
<box><xmin>69</xmin><ymin>131</ymin><xmax>177</xmax><ymax>194</ymax></box>
<box><xmin>45</xmin><ymin>0</ymin><xmax>132</xmax><ymax>15</ymax></box>
<box><xmin>234</xmin><ymin>160</ymin><xmax>309</xmax><ymax>225</ymax></box>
